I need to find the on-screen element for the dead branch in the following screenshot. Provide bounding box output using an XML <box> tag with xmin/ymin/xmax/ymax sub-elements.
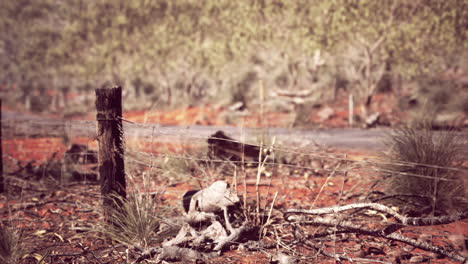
<box><xmin>285</xmin><ymin>202</ymin><xmax>468</xmax><ymax>226</ymax></box>
<box><xmin>307</xmin><ymin>241</ymin><xmax>392</xmax><ymax>264</ymax></box>
<box><xmin>286</xmin><ymin>213</ymin><xmax>468</xmax><ymax>263</ymax></box>
<box><xmin>385</xmin><ymin>232</ymin><xmax>467</xmax><ymax>263</ymax></box>
<box><xmin>1</xmin><ymin>198</ymin><xmax>73</xmax><ymax>213</ymax></box>
<box><xmin>272</xmin><ymin>89</ymin><xmax>315</xmax><ymax>98</ymax></box>
<box><xmin>134</xmin><ymin>246</ymin><xmax>217</xmax><ymax>263</ymax></box>
<box><xmin>213</xmin><ymin>225</ymin><xmax>254</xmax><ymax>251</ymax></box>
<box><xmin>76</xmin><ymin>243</ymin><xmax>104</xmax><ymax>264</ymax></box>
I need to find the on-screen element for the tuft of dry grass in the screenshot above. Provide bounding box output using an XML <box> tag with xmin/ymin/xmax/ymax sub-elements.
<box><xmin>96</xmin><ymin>193</ymin><xmax>166</xmax><ymax>249</ymax></box>
<box><xmin>0</xmin><ymin>225</ymin><xmax>26</xmax><ymax>264</ymax></box>
<box><xmin>382</xmin><ymin>122</ymin><xmax>467</xmax><ymax>216</ymax></box>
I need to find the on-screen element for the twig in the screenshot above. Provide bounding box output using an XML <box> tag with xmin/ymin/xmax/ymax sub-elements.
<box><xmin>306</xmin><ymin>240</ymin><xmax>392</xmax><ymax>264</ymax></box>
<box><xmin>310</xmin><ymin>161</ymin><xmax>342</xmax><ymax>209</ymax></box>
<box><xmin>76</xmin><ymin>243</ymin><xmax>104</xmax><ymax>264</ymax></box>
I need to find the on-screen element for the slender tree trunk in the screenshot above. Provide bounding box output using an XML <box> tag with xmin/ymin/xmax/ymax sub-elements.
<box><xmin>348</xmin><ymin>93</ymin><xmax>354</xmax><ymax>126</ymax></box>
<box><xmin>24</xmin><ymin>94</ymin><xmax>31</xmax><ymax>111</ymax></box>
<box><xmin>361</xmin><ymin>94</ymin><xmax>373</xmax><ymax>121</ymax></box>
<box><xmin>0</xmin><ymin>99</ymin><xmax>3</xmax><ymax>193</ymax></box>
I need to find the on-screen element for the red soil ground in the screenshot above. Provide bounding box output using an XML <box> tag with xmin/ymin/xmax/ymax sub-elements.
<box><xmin>1</xmin><ymin>94</ymin><xmax>467</xmax><ymax>263</ymax></box>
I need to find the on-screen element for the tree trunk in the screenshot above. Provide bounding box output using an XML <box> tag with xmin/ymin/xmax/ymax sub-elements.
<box><xmin>361</xmin><ymin>94</ymin><xmax>373</xmax><ymax>121</ymax></box>
<box><xmin>0</xmin><ymin>99</ymin><xmax>3</xmax><ymax>193</ymax></box>
<box><xmin>95</xmin><ymin>86</ymin><xmax>126</xmax><ymax>221</ymax></box>
<box><xmin>348</xmin><ymin>93</ymin><xmax>354</xmax><ymax>126</ymax></box>
<box><xmin>62</xmin><ymin>88</ymin><xmax>69</xmax><ymax>107</ymax></box>
<box><xmin>24</xmin><ymin>94</ymin><xmax>31</xmax><ymax>111</ymax></box>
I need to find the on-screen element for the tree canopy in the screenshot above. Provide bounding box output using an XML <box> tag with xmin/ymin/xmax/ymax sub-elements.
<box><xmin>1</xmin><ymin>0</ymin><xmax>466</xmax><ymax>92</ymax></box>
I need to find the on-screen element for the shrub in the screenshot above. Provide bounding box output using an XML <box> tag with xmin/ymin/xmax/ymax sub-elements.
<box><xmin>414</xmin><ymin>78</ymin><xmax>456</xmax><ymax>112</ymax></box>
<box><xmin>30</xmin><ymin>94</ymin><xmax>52</xmax><ymax>112</ymax></box>
<box><xmin>230</xmin><ymin>71</ymin><xmax>258</xmax><ymax>109</ymax></box>
<box><xmin>143</xmin><ymin>83</ymin><xmax>156</xmax><ymax>95</ymax></box>
<box><xmin>461</xmin><ymin>97</ymin><xmax>468</xmax><ymax>115</ymax></box>
<box><xmin>382</xmin><ymin>122</ymin><xmax>466</xmax><ymax>216</ymax></box>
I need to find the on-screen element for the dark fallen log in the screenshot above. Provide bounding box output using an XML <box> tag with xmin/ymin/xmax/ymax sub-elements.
<box><xmin>207</xmin><ymin>130</ymin><xmax>269</xmax><ymax>163</ymax></box>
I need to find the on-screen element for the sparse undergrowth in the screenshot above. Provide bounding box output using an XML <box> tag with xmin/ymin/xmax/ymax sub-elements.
<box><xmin>0</xmin><ymin>225</ymin><xmax>26</xmax><ymax>264</ymax></box>
<box><xmin>94</xmin><ymin>194</ymin><xmax>167</xmax><ymax>249</ymax></box>
<box><xmin>1</xmin><ymin>124</ymin><xmax>467</xmax><ymax>263</ymax></box>
<box><xmin>382</xmin><ymin>122</ymin><xmax>467</xmax><ymax>216</ymax></box>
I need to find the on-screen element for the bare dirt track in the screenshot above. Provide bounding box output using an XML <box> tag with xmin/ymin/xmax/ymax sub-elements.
<box><xmin>4</xmin><ymin>110</ymin><xmax>468</xmax><ymax>154</ymax></box>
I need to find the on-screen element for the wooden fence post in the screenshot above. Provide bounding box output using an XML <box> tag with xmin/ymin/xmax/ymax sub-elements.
<box><xmin>0</xmin><ymin>99</ymin><xmax>3</xmax><ymax>193</ymax></box>
<box><xmin>95</xmin><ymin>86</ymin><xmax>126</xmax><ymax>218</ymax></box>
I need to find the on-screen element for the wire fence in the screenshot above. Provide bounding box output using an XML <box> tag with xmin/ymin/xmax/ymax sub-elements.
<box><xmin>2</xmin><ymin>117</ymin><xmax>467</xmax><ymax>198</ymax></box>
<box><xmin>3</xmin><ymin>118</ymin><xmax>467</xmax><ymax>178</ymax></box>
<box><xmin>2</xmin><ymin>116</ymin><xmax>467</xmax><ymax>263</ymax></box>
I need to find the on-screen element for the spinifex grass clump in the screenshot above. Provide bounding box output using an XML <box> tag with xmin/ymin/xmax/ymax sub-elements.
<box><xmin>0</xmin><ymin>225</ymin><xmax>25</xmax><ymax>264</ymax></box>
<box><xmin>99</xmin><ymin>193</ymin><xmax>166</xmax><ymax>248</ymax></box>
<box><xmin>383</xmin><ymin>123</ymin><xmax>466</xmax><ymax>216</ymax></box>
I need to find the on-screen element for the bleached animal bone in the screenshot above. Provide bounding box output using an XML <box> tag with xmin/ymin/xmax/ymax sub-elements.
<box><xmin>184</xmin><ymin>180</ymin><xmax>240</xmax><ymax>232</ymax></box>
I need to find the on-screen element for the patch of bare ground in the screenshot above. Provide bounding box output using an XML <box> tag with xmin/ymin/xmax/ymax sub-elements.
<box><xmin>1</xmin><ymin>134</ymin><xmax>466</xmax><ymax>263</ymax></box>
<box><xmin>1</xmin><ymin>100</ymin><xmax>467</xmax><ymax>263</ymax></box>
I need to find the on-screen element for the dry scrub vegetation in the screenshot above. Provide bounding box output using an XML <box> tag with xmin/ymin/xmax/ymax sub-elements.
<box><xmin>1</xmin><ymin>125</ymin><xmax>467</xmax><ymax>263</ymax></box>
<box><xmin>380</xmin><ymin>123</ymin><xmax>467</xmax><ymax>216</ymax></box>
<box><xmin>2</xmin><ymin>0</ymin><xmax>467</xmax><ymax>128</ymax></box>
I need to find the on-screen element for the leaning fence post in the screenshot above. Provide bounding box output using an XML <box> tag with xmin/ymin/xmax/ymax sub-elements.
<box><xmin>95</xmin><ymin>86</ymin><xmax>126</xmax><ymax>219</ymax></box>
<box><xmin>0</xmin><ymin>99</ymin><xmax>3</xmax><ymax>193</ymax></box>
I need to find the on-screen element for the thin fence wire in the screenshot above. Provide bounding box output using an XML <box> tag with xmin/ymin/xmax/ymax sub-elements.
<box><xmin>125</xmin><ymin>149</ymin><xmax>461</xmax><ymax>182</ymax></box>
<box><xmin>2</xmin><ymin>118</ymin><xmax>467</xmax><ymax>254</ymax></box>
<box><xmin>2</xmin><ymin>118</ymin><xmax>467</xmax><ymax>183</ymax></box>
<box><xmin>117</xmin><ymin>118</ymin><xmax>468</xmax><ymax>172</ymax></box>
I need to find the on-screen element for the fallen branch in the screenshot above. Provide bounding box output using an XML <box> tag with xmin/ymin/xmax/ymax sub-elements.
<box><xmin>134</xmin><ymin>246</ymin><xmax>217</xmax><ymax>263</ymax></box>
<box><xmin>307</xmin><ymin>241</ymin><xmax>392</xmax><ymax>264</ymax></box>
<box><xmin>213</xmin><ymin>225</ymin><xmax>252</xmax><ymax>251</ymax></box>
<box><xmin>272</xmin><ymin>89</ymin><xmax>315</xmax><ymax>98</ymax></box>
<box><xmin>285</xmin><ymin>203</ymin><xmax>468</xmax><ymax>226</ymax></box>
<box><xmin>286</xmin><ymin>215</ymin><xmax>467</xmax><ymax>263</ymax></box>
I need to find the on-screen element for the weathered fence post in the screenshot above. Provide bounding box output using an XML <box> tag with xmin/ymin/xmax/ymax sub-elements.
<box><xmin>0</xmin><ymin>99</ymin><xmax>3</xmax><ymax>193</ymax></box>
<box><xmin>95</xmin><ymin>86</ymin><xmax>126</xmax><ymax>219</ymax></box>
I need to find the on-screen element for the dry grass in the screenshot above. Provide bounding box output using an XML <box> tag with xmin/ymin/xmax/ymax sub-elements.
<box><xmin>383</xmin><ymin>122</ymin><xmax>467</xmax><ymax>216</ymax></box>
<box><xmin>96</xmin><ymin>193</ymin><xmax>166</xmax><ymax>249</ymax></box>
<box><xmin>0</xmin><ymin>225</ymin><xmax>26</xmax><ymax>264</ymax></box>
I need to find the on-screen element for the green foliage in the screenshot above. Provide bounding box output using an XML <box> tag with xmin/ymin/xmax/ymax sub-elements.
<box><xmin>1</xmin><ymin>0</ymin><xmax>466</xmax><ymax>110</ymax></box>
<box><xmin>319</xmin><ymin>0</ymin><xmax>467</xmax><ymax>76</ymax></box>
<box><xmin>0</xmin><ymin>0</ymin><xmax>65</xmax><ymax>82</ymax></box>
<box><xmin>383</xmin><ymin>123</ymin><xmax>466</xmax><ymax>216</ymax></box>
<box><xmin>406</xmin><ymin>77</ymin><xmax>468</xmax><ymax>119</ymax></box>
<box><xmin>231</xmin><ymin>71</ymin><xmax>258</xmax><ymax>108</ymax></box>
